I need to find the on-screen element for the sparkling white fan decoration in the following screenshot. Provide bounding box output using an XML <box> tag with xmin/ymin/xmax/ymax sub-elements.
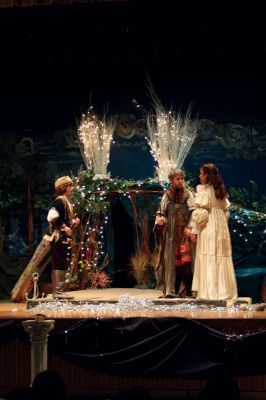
<box><xmin>78</xmin><ymin>107</ymin><xmax>115</xmax><ymax>179</ymax></box>
<box><xmin>146</xmin><ymin>96</ymin><xmax>198</xmax><ymax>182</ymax></box>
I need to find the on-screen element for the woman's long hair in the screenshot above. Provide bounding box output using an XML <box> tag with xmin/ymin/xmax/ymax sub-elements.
<box><xmin>201</xmin><ymin>163</ymin><xmax>228</xmax><ymax>199</ymax></box>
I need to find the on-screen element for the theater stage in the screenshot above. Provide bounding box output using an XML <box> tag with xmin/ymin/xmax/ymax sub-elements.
<box><xmin>0</xmin><ymin>287</ymin><xmax>264</xmax><ymax>324</ymax></box>
<box><xmin>1</xmin><ymin>288</ymin><xmax>266</xmax><ymax>399</ymax></box>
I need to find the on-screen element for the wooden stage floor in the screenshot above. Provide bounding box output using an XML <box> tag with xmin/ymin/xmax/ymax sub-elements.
<box><xmin>1</xmin><ymin>288</ymin><xmax>266</xmax><ymax>331</ymax></box>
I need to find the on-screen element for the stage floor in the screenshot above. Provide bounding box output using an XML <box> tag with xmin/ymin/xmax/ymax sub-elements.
<box><xmin>1</xmin><ymin>288</ymin><xmax>266</xmax><ymax>328</ymax></box>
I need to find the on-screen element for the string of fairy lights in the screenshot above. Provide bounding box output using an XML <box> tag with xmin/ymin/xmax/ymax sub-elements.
<box><xmin>68</xmin><ymin>171</ymin><xmax>167</xmax><ymax>288</ymax></box>
<box><xmin>145</xmin><ymin>86</ymin><xmax>198</xmax><ymax>182</ymax></box>
<box><xmin>78</xmin><ymin>106</ymin><xmax>115</xmax><ymax>179</ymax></box>
<box><xmin>67</xmin><ymin>105</ymin><xmax>265</xmax><ymax>289</ymax></box>
<box><xmin>229</xmin><ymin>208</ymin><xmax>266</xmax><ymax>245</ymax></box>
<box><xmin>146</xmin><ymin>109</ymin><xmax>198</xmax><ymax>182</ymax></box>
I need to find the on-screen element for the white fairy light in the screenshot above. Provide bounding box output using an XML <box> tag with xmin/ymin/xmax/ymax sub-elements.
<box><xmin>78</xmin><ymin>109</ymin><xmax>115</xmax><ymax>179</ymax></box>
<box><xmin>146</xmin><ymin>93</ymin><xmax>198</xmax><ymax>182</ymax></box>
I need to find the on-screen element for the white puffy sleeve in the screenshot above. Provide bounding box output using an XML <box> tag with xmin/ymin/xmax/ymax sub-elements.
<box><xmin>192</xmin><ymin>185</ymin><xmax>210</xmax><ymax>230</ymax></box>
<box><xmin>194</xmin><ymin>184</ymin><xmax>210</xmax><ymax>209</ymax></box>
<box><xmin>47</xmin><ymin>207</ymin><xmax>59</xmax><ymax>222</ymax></box>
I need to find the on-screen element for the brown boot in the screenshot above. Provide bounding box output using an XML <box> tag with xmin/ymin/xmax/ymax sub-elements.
<box><xmin>51</xmin><ymin>270</ymin><xmax>73</xmax><ymax>299</ymax></box>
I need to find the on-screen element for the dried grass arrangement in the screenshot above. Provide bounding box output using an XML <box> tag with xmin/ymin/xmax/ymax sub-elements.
<box><xmin>129</xmin><ymin>250</ymin><xmax>159</xmax><ymax>288</ymax></box>
<box><xmin>129</xmin><ymin>251</ymin><xmax>150</xmax><ymax>285</ymax></box>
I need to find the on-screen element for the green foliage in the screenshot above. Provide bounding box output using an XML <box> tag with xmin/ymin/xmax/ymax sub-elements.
<box><xmin>0</xmin><ymin>163</ymin><xmax>24</xmax><ymax>213</ymax></box>
<box><xmin>229</xmin><ymin>180</ymin><xmax>266</xmax><ymax>213</ymax></box>
<box><xmin>0</xmin><ymin>193</ymin><xmax>24</xmax><ymax>211</ymax></box>
<box><xmin>72</xmin><ymin>170</ymin><xmax>163</xmax><ymax>204</ymax></box>
<box><xmin>69</xmin><ymin>170</ymin><xmax>164</xmax><ymax>288</ymax></box>
<box><xmin>0</xmin><ymin>158</ymin><xmax>52</xmax><ymax>215</ymax></box>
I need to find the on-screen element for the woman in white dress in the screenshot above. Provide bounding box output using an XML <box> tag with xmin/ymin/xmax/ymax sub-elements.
<box><xmin>191</xmin><ymin>163</ymin><xmax>238</xmax><ymax>300</ymax></box>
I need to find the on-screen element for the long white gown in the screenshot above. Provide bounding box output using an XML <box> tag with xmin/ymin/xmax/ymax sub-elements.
<box><xmin>191</xmin><ymin>184</ymin><xmax>238</xmax><ymax>300</ymax></box>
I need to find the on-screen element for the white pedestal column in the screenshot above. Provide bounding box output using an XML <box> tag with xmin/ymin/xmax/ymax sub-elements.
<box><xmin>23</xmin><ymin>318</ymin><xmax>55</xmax><ymax>384</ymax></box>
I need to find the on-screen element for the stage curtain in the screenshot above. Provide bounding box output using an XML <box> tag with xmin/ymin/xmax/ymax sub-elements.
<box><xmin>45</xmin><ymin>317</ymin><xmax>266</xmax><ymax>378</ymax></box>
<box><xmin>109</xmin><ymin>184</ymin><xmax>162</xmax><ymax>286</ymax></box>
<box><xmin>0</xmin><ymin>319</ymin><xmax>29</xmax><ymax>346</ymax></box>
<box><xmin>1</xmin><ymin>317</ymin><xmax>266</xmax><ymax>377</ymax></box>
